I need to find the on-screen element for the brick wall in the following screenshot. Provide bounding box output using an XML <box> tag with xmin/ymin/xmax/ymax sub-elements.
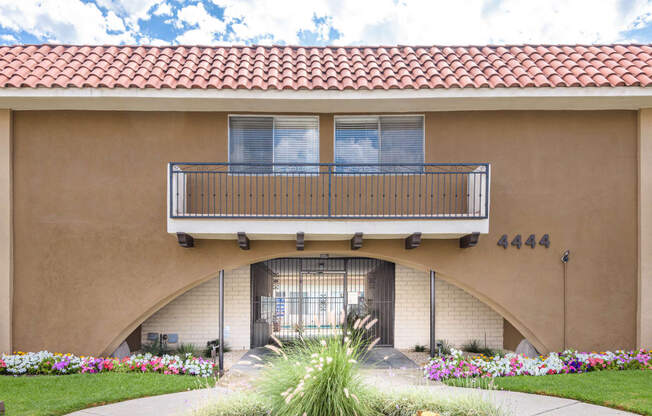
<box><xmin>394</xmin><ymin>264</ymin><xmax>503</xmax><ymax>350</ymax></box>
<box><xmin>141</xmin><ymin>265</ymin><xmax>250</xmax><ymax>350</ymax></box>
<box><xmin>223</xmin><ymin>266</ymin><xmax>251</xmax><ymax>350</ymax></box>
<box><xmin>141</xmin><ymin>263</ymin><xmax>502</xmax><ymax>352</ymax></box>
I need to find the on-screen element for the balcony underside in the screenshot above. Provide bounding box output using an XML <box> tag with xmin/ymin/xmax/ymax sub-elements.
<box><xmin>167</xmin><ymin>217</ymin><xmax>489</xmax><ymax>240</ymax></box>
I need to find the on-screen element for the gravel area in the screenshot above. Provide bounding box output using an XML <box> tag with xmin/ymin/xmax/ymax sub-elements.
<box><xmin>398</xmin><ymin>349</ymin><xmax>431</xmax><ymax>367</ymax></box>
<box><xmin>222</xmin><ymin>350</ymin><xmax>247</xmax><ymax>370</ymax></box>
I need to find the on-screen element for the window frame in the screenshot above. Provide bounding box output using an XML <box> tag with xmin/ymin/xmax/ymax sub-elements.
<box><xmin>332</xmin><ymin>114</ymin><xmax>426</xmax><ymax>171</ymax></box>
<box><xmin>227</xmin><ymin>114</ymin><xmax>320</xmax><ymax>173</ymax></box>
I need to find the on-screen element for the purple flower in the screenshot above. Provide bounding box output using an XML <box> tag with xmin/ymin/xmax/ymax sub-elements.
<box><xmin>53</xmin><ymin>360</ymin><xmax>69</xmax><ymax>372</ymax></box>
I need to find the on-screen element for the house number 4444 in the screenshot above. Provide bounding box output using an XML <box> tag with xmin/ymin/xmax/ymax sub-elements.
<box><xmin>497</xmin><ymin>234</ymin><xmax>550</xmax><ymax>249</ymax></box>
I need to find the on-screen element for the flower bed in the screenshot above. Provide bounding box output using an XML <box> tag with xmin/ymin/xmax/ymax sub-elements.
<box><xmin>424</xmin><ymin>348</ymin><xmax>651</xmax><ymax>381</ymax></box>
<box><xmin>0</xmin><ymin>351</ymin><xmax>216</xmax><ymax>377</ymax></box>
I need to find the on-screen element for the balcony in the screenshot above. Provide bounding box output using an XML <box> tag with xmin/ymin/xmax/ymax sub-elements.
<box><xmin>167</xmin><ymin>163</ymin><xmax>490</xmax><ymax>241</ymax></box>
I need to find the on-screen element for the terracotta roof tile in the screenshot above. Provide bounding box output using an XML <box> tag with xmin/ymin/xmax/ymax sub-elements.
<box><xmin>1</xmin><ymin>44</ymin><xmax>652</xmax><ymax>90</ymax></box>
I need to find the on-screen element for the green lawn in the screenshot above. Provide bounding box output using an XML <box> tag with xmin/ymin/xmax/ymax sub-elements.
<box><xmin>0</xmin><ymin>373</ymin><xmax>216</xmax><ymax>416</ymax></box>
<box><xmin>492</xmin><ymin>370</ymin><xmax>652</xmax><ymax>415</ymax></box>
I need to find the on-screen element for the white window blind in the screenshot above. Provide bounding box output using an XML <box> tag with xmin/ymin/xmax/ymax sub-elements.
<box><xmin>273</xmin><ymin>117</ymin><xmax>319</xmax><ymax>172</ymax></box>
<box><xmin>334</xmin><ymin>117</ymin><xmax>380</xmax><ymax>172</ymax></box>
<box><xmin>229</xmin><ymin>116</ymin><xmax>319</xmax><ymax>172</ymax></box>
<box><xmin>335</xmin><ymin>115</ymin><xmax>424</xmax><ymax>172</ymax></box>
<box><xmin>229</xmin><ymin>116</ymin><xmax>273</xmax><ymax>172</ymax></box>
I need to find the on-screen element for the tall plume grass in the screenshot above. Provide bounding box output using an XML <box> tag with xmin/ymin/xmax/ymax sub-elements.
<box><xmin>257</xmin><ymin>318</ymin><xmax>379</xmax><ymax>416</ymax></box>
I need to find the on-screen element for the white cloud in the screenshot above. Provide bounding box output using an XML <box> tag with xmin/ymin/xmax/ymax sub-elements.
<box><xmin>204</xmin><ymin>0</ymin><xmax>652</xmax><ymax>45</ymax></box>
<box><xmin>0</xmin><ymin>0</ymin><xmax>135</xmax><ymax>43</ymax></box>
<box><xmin>215</xmin><ymin>0</ymin><xmax>331</xmax><ymax>44</ymax></box>
<box><xmin>1</xmin><ymin>0</ymin><xmax>652</xmax><ymax>46</ymax></box>
<box><xmin>105</xmin><ymin>11</ymin><xmax>126</xmax><ymax>32</ymax></box>
<box><xmin>0</xmin><ymin>33</ymin><xmax>16</xmax><ymax>43</ymax></box>
<box><xmin>153</xmin><ymin>2</ymin><xmax>173</xmax><ymax>16</ymax></box>
<box><xmin>176</xmin><ymin>2</ymin><xmax>226</xmax><ymax>44</ymax></box>
<box><xmin>94</xmin><ymin>0</ymin><xmax>163</xmax><ymax>28</ymax></box>
<box><xmin>140</xmin><ymin>36</ymin><xmax>171</xmax><ymax>46</ymax></box>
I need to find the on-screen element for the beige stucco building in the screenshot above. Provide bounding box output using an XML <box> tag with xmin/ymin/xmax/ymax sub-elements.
<box><xmin>0</xmin><ymin>44</ymin><xmax>651</xmax><ymax>357</ymax></box>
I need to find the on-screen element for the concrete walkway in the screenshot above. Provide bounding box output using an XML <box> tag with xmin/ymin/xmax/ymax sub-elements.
<box><xmin>230</xmin><ymin>346</ymin><xmax>419</xmax><ymax>373</ymax></box>
<box><xmin>66</xmin><ymin>372</ymin><xmax>639</xmax><ymax>416</ymax></box>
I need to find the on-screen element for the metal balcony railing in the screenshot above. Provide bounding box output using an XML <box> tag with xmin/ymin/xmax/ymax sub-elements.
<box><xmin>169</xmin><ymin>163</ymin><xmax>489</xmax><ymax>219</ymax></box>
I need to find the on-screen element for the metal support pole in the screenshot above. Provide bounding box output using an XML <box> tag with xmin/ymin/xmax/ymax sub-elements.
<box><xmin>218</xmin><ymin>269</ymin><xmax>225</xmax><ymax>376</ymax></box>
<box><xmin>342</xmin><ymin>261</ymin><xmax>348</xmax><ymax>338</ymax></box>
<box><xmin>430</xmin><ymin>270</ymin><xmax>436</xmax><ymax>357</ymax></box>
<box><xmin>299</xmin><ymin>273</ymin><xmax>304</xmax><ymax>330</ymax></box>
<box><xmin>561</xmin><ymin>250</ymin><xmax>569</xmax><ymax>351</ymax></box>
<box><xmin>563</xmin><ymin>262</ymin><xmax>567</xmax><ymax>350</ymax></box>
<box><xmin>327</xmin><ymin>165</ymin><xmax>332</xmax><ymax>217</ymax></box>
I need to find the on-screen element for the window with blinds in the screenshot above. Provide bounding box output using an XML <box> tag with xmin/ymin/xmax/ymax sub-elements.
<box><xmin>229</xmin><ymin>116</ymin><xmax>319</xmax><ymax>173</ymax></box>
<box><xmin>334</xmin><ymin>115</ymin><xmax>424</xmax><ymax>172</ymax></box>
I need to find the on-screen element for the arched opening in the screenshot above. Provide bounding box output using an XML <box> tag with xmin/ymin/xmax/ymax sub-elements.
<box><xmin>251</xmin><ymin>257</ymin><xmax>395</xmax><ymax>347</ymax></box>
<box><xmin>125</xmin><ymin>254</ymin><xmax>527</xmax><ymax>357</ymax></box>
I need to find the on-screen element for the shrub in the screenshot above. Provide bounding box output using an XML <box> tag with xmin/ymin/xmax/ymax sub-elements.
<box><xmin>202</xmin><ymin>339</ymin><xmax>231</xmax><ymax>358</ymax></box>
<box><xmin>190</xmin><ymin>388</ymin><xmax>507</xmax><ymax>416</ymax></box>
<box><xmin>190</xmin><ymin>393</ymin><xmax>271</xmax><ymax>416</ymax></box>
<box><xmin>437</xmin><ymin>339</ymin><xmax>452</xmax><ymax>356</ymax></box>
<box><xmin>257</xmin><ymin>319</ymin><xmax>378</xmax><ymax>416</ymax></box>
<box><xmin>175</xmin><ymin>343</ymin><xmax>198</xmax><ymax>357</ymax></box>
<box><xmin>370</xmin><ymin>388</ymin><xmax>505</xmax><ymax>416</ymax></box>
<box><xmin>142</xmin><ymin>339</ymin><xmax>172</xmax><ymax>356</ymax></box>
<box><xmin>462</xmin><ymin>339</ymin><xmax>496</xmax><ymax>357</ymax></box>
<box><xmin>442</xmin><ymin>376</ymin><xmax>496</xmax><ymax>389</ymax></box>
<box><xmin>413</xmin><ymin>344</ymin><xmax>426</xmax><ymax>353</ymax></box>
<box><xmin>462</xmin><ymin>339</ymin><xmax>482</xmax><ymax>353</ymax></box>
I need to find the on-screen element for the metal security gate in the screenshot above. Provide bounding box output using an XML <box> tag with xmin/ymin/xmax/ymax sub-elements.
<box><xmin>250</xmin><ymin>258</ymin><xmax>394</xmax><ymax>348</ymax></box>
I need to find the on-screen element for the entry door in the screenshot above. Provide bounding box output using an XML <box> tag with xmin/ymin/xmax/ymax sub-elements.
<box><xmin>298</xmin><ymin>271</ymin><xmax>346</xmax><ymax>338</ymax></box>
<box><xmin>250</xmin><ymin>258</ymin><xmax>394</xmax><ymax>347</ymax></box>
<box><xmin>347</xmin><ymin>258</ymin><xmax>394</xmax><ymax>346</ymax></box>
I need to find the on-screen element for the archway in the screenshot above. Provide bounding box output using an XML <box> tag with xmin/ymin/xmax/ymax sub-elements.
<box><xmin>107</xmin><ymin>250</ymin><xmax>537</xmax><ymax>357</ymax></box>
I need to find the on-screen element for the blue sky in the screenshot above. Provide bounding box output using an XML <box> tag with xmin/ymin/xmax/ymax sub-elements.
<box><xmin>1</xmin><ymin>0</ymin><xmax>652</xmax><ymax>46</ymax></box>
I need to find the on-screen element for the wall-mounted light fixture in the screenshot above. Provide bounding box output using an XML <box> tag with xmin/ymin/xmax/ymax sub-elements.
<box><xmin>561</xmin><ymin>250</ymin><xmax>570</xmax><ymax>263</ymax></box>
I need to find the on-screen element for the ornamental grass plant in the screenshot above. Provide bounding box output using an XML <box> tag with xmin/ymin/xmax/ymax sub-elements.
<box><xmin>369</xmin><ymin>388</ymin><xmax>506</xmax><ymax>416</ymax></box>
<box><xmin>191</xmin><ymin>315</ymin><xmax>508</xmax><ymax>416</ymax></box>
<box><xmin>190</xmin><ymin>389</ymin><xmax>507</xmax><ymax>416</ymax></box>
<box><xmin>257</xmin><ymin>318</ymin><xmax>377</xmax><ymax>416</ymax></box>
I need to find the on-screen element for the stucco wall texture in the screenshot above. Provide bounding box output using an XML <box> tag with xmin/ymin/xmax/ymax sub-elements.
<box><xmin>0</xmin><ymin>109</ymin><xmax>11</xmax><ymax>354</ymax></box>
<box><xmin>10</xmin><ymin>110</ymin><xmax>638</xmax><ymax>356</ymax></box>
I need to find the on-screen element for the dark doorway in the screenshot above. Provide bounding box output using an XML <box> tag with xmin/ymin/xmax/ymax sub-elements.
<box><xmin>250</xmin><ymin>257</ymin><xmax>395</xmax><ymax>348</ymax></box>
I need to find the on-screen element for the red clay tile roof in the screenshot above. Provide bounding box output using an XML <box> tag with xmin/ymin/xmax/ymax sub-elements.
<box><xmin>1</xmin><ymin>44</ymin><xmax>652</xmax><ymax>90</ymax></box>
